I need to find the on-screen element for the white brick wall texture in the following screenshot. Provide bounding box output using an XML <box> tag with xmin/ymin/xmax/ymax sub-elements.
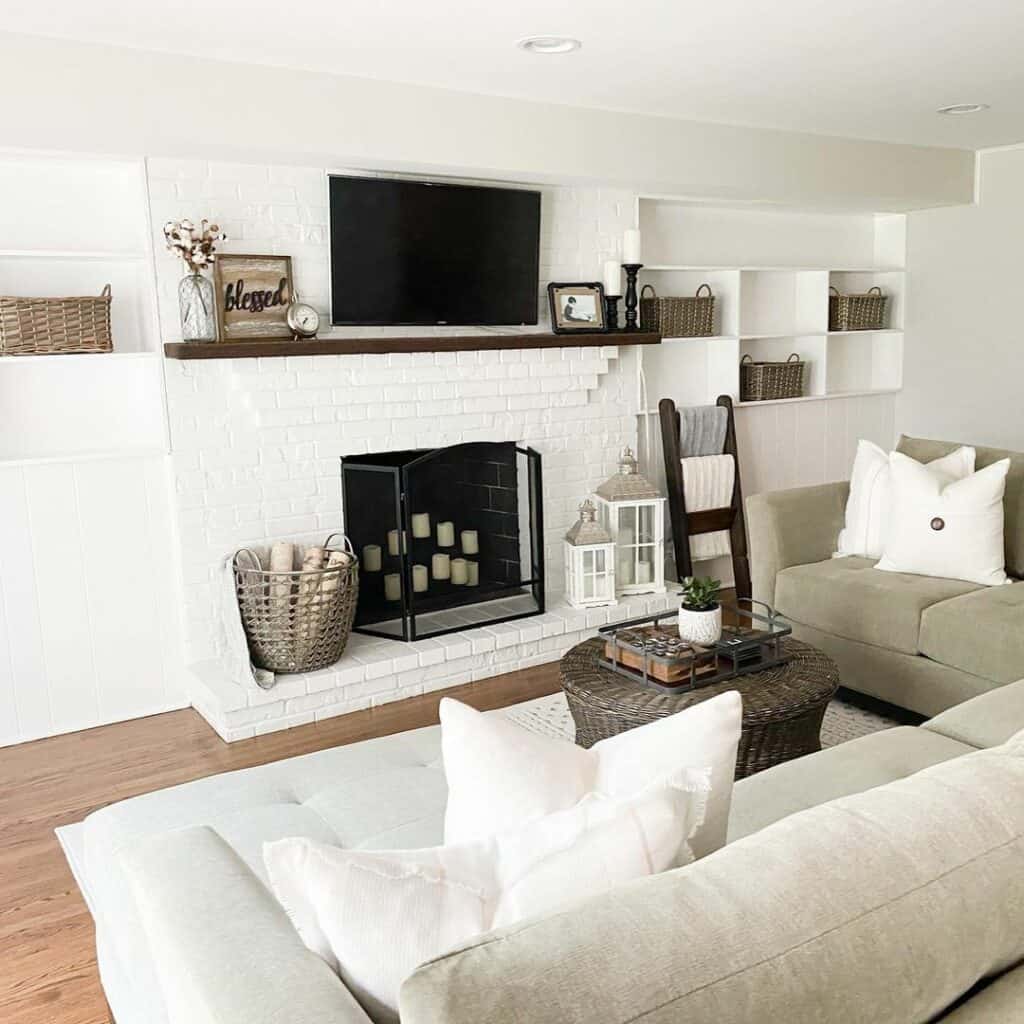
<box><xmin>151</xmin><ymin>157</ymin><xmax>648</xmax><ymax>738</ymax></box>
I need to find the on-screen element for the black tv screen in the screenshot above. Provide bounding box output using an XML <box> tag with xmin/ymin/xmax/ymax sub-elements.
<box><xmin>329</xmin><ymin>176</ymin><xmax>541</xmax><ymax>326</ymax></box>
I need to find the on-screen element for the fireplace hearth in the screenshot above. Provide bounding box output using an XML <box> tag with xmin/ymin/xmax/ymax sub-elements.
<box><xmin>341</xmin><ymin>442</ymin><xmax>544</xmax><ymax>641</ymax></box>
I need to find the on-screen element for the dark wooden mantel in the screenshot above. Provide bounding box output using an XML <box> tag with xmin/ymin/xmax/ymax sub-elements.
<box><xmin>163</xmin><ymin>330</ymin><xmax>661</xmax><ymax>360</ymax></box>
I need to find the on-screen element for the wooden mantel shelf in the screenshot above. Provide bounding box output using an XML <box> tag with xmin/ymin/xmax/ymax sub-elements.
<box><xmin>163</xmin><ymin>331</ymin><xmax>661</xmax><ymax>360</ymax></box>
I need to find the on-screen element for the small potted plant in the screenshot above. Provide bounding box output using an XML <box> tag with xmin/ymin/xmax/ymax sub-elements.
<box><xmin>677</xmin><ymin>576</ymin><xmax>722</xmax><ymax>645</ymax></box>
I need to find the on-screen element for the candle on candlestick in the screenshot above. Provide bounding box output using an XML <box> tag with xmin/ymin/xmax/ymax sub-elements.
<box><xmin>412</xmin><ymin>564</ymin><xmax>429</xmax><ymax>593</ymax></box>
<box><xmin>411</xmin><ymin>513</ymin><xmax>431</xmax><ymax>539</ymax></box>
<box><xmin>602</xmin><ymin>260</ymin><xmax>622</xmax><ymax>298</ymax></box>
<box><xmin>387</xmin><ymin>530</ymin><xmax>406</xmax><ymax>557</ymax></box>
<box><xmin>384</xmin><ymin>573</ymin><xmax>401</xmax><ymax>601</ymax></box>
<box><xmin>450</xmin><ymin>558</ymin><xmax>468</xmax><ymax>585</ymax></box>
<box><xmin>636</xmin><ymin>561</ymin><xmax>653</xmax><ymax>584</ymax></box>
<box><xmin>623</xmin><ymin>228</ymin><xmax>642</xmax><ymax>264</ymax></box>
<box><xmin>436</xmin><ymin>521</ymin><xmax>455</xmax><ymax>547</ymax></box>
<box><xmin>362</xmin><ymin>544</ymin><xmax>382</xmax><ymax>572</ymax></box>
<box><xmin>467</xmin><ymin>561</ymin><xmax>479</xmax><ymax>586</ymax></box>
<box><xmin>460</xmin><ymin>529</ymin><xmax>479</xmax><ymax>554</ymax></box>
<box><xmin>432</xmin><ymin>553</ymin><xmax>451</xmax><ymax>580</ymax></box>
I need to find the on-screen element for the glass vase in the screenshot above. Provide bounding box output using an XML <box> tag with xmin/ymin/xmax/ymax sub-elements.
<box><xmin>178</xmin><ymin>272</ymin><xmax>217</xmax><ymax>343</ymax></box>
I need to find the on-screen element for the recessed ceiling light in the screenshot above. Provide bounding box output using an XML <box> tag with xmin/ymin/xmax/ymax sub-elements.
<box><xmin>937</xmin><ymin>103</ymin><xmax>989</xmax><ymax>115</ymax></box>
<box><xmin>517</xmin><ymin>36</ymin><xmax>582</xmax><ymax>55</ymax></box>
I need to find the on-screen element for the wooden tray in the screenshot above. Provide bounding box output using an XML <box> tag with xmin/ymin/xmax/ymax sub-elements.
<box><xmin>603</xmin><ymin>624</ymin><xmax>717</xmax><ymax>686</ymax></box>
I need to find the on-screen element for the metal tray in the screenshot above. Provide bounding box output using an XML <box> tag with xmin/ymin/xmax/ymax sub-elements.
<box><xmin>598</xmin><ymin>598</ymin><xmax>793</xmax><ymax>693</ymax></box>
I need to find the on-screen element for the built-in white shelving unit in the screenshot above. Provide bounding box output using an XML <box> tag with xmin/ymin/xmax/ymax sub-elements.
<box><xmin>636</xmin><ymin>197</ymin><xmax>906</xmax><ymax>410</ymax></box>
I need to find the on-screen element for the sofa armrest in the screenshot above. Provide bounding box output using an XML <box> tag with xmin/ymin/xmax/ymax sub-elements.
<box><xmin>121</xmin><ymin>826</ymin><xmax>372</xmax><ymax>1024</ymax></box>
<box><xmin>746</xmin><ymin>481</ymin><xmax>849</xmax><ymax>607</ymax></box>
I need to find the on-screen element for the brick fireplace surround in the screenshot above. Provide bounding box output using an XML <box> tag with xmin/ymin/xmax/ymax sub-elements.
<box><xmin>168</xmin><ymin>343</ymin><xmax>676</xmax><ymax>741</ymax></box>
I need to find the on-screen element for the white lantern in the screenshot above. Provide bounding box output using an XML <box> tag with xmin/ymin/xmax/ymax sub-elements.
<box><xmin>564</xmin><ymin>499</ymin><xmax>617</xmax><ymax>609</ymax></box>
<box><xmin>593</xmin><ymin>447</ymin><xmax>667</xmax><ymax>597</ymax></box>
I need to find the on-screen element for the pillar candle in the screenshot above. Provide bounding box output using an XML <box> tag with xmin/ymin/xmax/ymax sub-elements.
<box><xmin>412</xmin><ymin>564</ymin><xmax>429</xmax><ymax>593</ymax></box>
<box><xmin>411</xmin><ymin>513</ymin><xmax>431</xmax><ymax>539</ymax></box>
<box><xmin>467</xmin><ymin>561</ymin><xmax>479</xmax><ymax>586</ymax></box>
<box><xmin>431</xmin><ymin>553</ymin><xmax>451</xmax><ymax>580</ymax></box>
<box><xmin>436</xmin><ymin>521</ymin><xmax>455</xmax><ymax>547</ymax></box>
<box><xmin>450</xmin><ymin>558</ymin><xmax>468</xmax><ymax>585</ymax></box>
<box><xmin>362</xmin><ymin>544</ymin><xmax>382</xmax><ymax>572</ymax></box>
<box><xmin>602</xmin><ymin>260</ymin><xmax>621</xmax><ymax>297</ymax></box>
<box><xmin>387</xmin><ymin>529</ymin><xmax>406</xmax><ymax>556</ymax></box>
<box><xmin>623</xmin><ymin>228</ymin><xmax>642</xmax><ymax>264</ymax></box>
<box><xmin>384</xmin><ymin>573</ymin><xmax>401</xmax><ymax>601</ymax></box>
<box><xmin>636</xmin><ymin>561</ymin><xmax>653</xmax><ymax>584</ymax></box>
<box><xmin>460</xmin><ymin>529</ymin><xmax>479</xmax><ymax>554</ymax></box>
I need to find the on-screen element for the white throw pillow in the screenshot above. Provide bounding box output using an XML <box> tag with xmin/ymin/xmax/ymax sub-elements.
<box><xmin>441</xmin><ymin>691</ymin><xmax>742</xmax><ymax>859</ymax></box>
<box><xmin>876</xmin><ymin>452</ymin><xmax>1010</xmax><ymax>586</ymax></box>
<box><xmin>836</xmin><ymin>440</ymin><xmax>976</xmax><ymax>559</ymax></box>
<box><xmin>264</xmin><ymin>776</ymin><xmax>709</xmax><ymax>1023</ymax></box>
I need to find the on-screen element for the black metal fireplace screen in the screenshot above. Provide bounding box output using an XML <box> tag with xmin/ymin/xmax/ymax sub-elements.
<box><xmin>341</xmin><ymin>442</ymin><xmax>544</xmax><ymax>641</ymax></box>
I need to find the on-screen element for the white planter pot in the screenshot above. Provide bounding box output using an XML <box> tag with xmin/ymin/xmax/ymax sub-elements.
<box><xmin>677</xmin><ymin>603</ymin><xmax>722</xmax><ymax>645</ymax></box>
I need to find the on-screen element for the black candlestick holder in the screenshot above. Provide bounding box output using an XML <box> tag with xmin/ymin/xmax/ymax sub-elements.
<box><xmin>604</xmin><ymin>294</ymin><xmax>621</xmax><ymax>331</ymax></box>
<box><xmin>622</xmin><ymin>264</ymin><xmax>643</xmax><ymax>331</ymax></box>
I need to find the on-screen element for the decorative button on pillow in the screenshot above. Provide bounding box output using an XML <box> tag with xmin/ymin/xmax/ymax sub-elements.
<box><xmin>876</xmin><ymin>452</ymin><xmax>1011</xmax><ymax>586</ymax></box>
<box><xmin>264</xmin><ymin>775</ymin><xmax>709</xmax><ymax>1023</ymax></box>
<box><xmin>836</xmin><ymin>440</ymin><xmax>976</xmax><ymax>559</ymax></box>
<box><xmin>441</xmin><ymin>691</ymin><xmax>741</xmax><ymax>859</ymax></box>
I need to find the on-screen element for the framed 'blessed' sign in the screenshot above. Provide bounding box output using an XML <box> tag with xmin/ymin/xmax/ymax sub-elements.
<box><xmin>214</xmin><ymin>253</ymin><xmax>294</xmax><ymax>342</ymax></box>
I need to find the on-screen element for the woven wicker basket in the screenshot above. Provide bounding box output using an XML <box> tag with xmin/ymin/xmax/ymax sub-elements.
<box><xmin>0</xmin><ymin>285</ymin><xmax>113</xmax><ymax>356</ymax></box>
<box><xmin>640</xmin><ymin>283</ymin><xmax>714</xmax><ymax>337</ymax></box>
<box><xmin>828</xmin><ymin>285</ymin><xmax>887</xmax><ymax>332</ymax></box>
<box><xmin>234</xmin><ymin>534</ymin><xmax>359</xmax><ymax>674</ymax></box>
<box><xmin>740</xmin><ymin>353</ymin><xmax>805</xmax><ymax>402</ymax></box>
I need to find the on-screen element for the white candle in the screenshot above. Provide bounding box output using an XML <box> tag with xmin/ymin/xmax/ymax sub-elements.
<box><xmin>467</xmin><ymin>561</ymin><xmax>479</xmax><ymax>586</ymax></box>
<box><xmin>623</xmin><ymin>228</ymin><xmax>642</xmax><ymax>264</ymax></box>
<box><xmin>460</xmin><ymin>529</ymin><xmax>479</xmax><ymax>554</ymax></box>
<box><xmin>450</xmin><ymin>558</ymin><xmax>468</xmax><ymax>585</ymax></box>
<box><xmin>437</xmin><ymin>521</ymin><xmax>455</xmax><ymax>547</ymax></box>
<box><xmin>362</xmin><ymin>544</ymin><xmax>382</xmax><ymax>572</ymax></box>
<box><xmin>412</xmin><ymin>564</ymin><xmax>429</xmax><ymax>593</ymax></box>
<box><xmin>602</xmin><ymin>260</ymin><xmax>622</xmax><ymax>297</ymax></box>
<box><xmin>384</xmin><ymin>573</ymin><xmax>401</xmax><ymax>601</ymax></box>
<box><xmin>432</xmin><ymin>553</ymin><xmax>451</xmax><ymax>580</ymax></box>
<box><xmin>411</xmin><ymin>513</ymin><xmax>431</xmax><ymax>539</ymax></box>
<box><xmin>636</xmin><ymin>560</ymin><xmax>653</xmax><ymax>584</ymax></box>
<box><xmin>387</xmin><ymin>530</ymin><xmax>406</xmax><ymax>556</ymax></box>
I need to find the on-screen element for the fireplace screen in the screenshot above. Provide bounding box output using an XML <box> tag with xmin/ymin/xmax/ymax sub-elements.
<box><xmin>341</xmin><ymin>442</ymin><xmax>544</xmax><ymax>641</ymax></box>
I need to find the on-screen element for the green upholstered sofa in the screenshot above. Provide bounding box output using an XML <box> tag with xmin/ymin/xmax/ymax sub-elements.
<box><xmin>746</xmin><ymin>434</ymin><xmax>1024</xmax><ymax>717</ymax></box>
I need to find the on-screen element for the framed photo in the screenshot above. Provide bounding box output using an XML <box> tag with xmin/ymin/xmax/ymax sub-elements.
<box><xmin>214</xmin><ymin>254</ymin><xmax>294</xmax><ymax>342</ymax></box>
<box><xmin>548</xmin><ymin>282</ymin><xmax>606</xmax><ymax>334</ymax></box>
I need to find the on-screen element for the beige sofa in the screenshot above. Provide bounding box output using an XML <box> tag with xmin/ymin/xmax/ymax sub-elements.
<box><xmin>746</xmin><ymin>434</ymin><xmax>1024</xmax><ymax>717</ymax></box>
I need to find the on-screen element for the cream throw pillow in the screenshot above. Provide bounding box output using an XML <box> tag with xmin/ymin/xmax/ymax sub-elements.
<box><xmin>836</xmin><ymin>440</ymin><xmax>976</xmax><ymax>559</ymax></box>
<box><xmin>876</xmin><ymin>452</ymin><xmax>1010</xmax><ymax>586</ymax></box>
<box><xmin>264</xmin><ymin>775</ymin><xmax>709</xmax><ymax>1023</ymax></box>
<box><xmin>441</xmin><ymin>691</ymin><xmax>742</xmax><ymax>859</ymax></box>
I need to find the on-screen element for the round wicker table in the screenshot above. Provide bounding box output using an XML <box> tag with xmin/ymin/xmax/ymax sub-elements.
<box><xmin>560</xmin><ymin>637</ymin><xmax>840</xmax><ymax>778</ymax></box>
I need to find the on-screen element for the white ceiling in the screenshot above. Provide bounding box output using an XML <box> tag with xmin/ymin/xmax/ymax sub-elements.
<box><xmin>7</xmin><ymin>0</ymin><xmax>1024</xmax><ymax>150</ymax></box>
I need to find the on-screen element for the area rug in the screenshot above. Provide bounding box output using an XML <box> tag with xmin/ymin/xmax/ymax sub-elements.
<box><xmin>502</xmin><ymin>692</ymin><xmax>901</xmax><ymax>749</ymax></box>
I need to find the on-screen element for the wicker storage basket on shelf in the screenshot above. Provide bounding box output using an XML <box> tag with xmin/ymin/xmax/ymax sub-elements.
<box><xmin>233</xmin><ymin>534</ymin><xmax>359</xmax><ymax>674</ymax></box>
<box><xmin>640</xmin><ymin>283</ymin><xmax>715</xmax><ymax>337</ymax></box>
<box><xmin>0</xmin><ymin>285</ymin><xmax>113</xmax><ymax>356</ymax></box>
<box><xmin>828</xmin><ymin>285</ymin><xmax>887</xmax><ymax>332</ymax></box>
<box><xmin>740</xmin><ymin>353</ymin><xmax>805</xmax><ymax>402</ymax></box>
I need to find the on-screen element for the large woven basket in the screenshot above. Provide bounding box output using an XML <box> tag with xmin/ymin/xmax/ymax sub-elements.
<box><xmin>234</xmin><ymin>534</ymin><xmax>359</xmax><ymax>674</ymax></box>
<box><xmin>0</xmin><ymin>285</ymin><xmax>113</xmax><ymax>356</ymax></box>
<box><xmin>828</xmin><ymin>285</ymin><xmax>887</xmax><ymax>331</ymax></box>
<box><xmin>740</xmin><ymin>353</ymin><xmax>805</xmax><ymax>402</ymax></box>
<box><xmin>640</xmin><ymin>283</ymin><xmax>714</xmax><ymax>337</ymax></box>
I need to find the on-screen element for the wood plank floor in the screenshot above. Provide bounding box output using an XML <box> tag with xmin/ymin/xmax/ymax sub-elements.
<box><xmin>0</xmin><ymin>662</ymin><xmax>562</xmax><ymax>1024</ymax></box>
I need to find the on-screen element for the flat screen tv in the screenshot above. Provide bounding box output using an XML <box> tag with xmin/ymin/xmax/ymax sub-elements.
<box><xmin>329</xmin><ymin>176</ymin><xmax>541</xmax><ymax>326</ymax></box>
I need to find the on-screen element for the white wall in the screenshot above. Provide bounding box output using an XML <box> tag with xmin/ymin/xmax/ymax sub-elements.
<box><xmin>0</xmin><ymin>32</ymin><xmax>973</xmax><ymax>211</ymax></box>
<box><xmin>901</xmin><ymin>148</ymin><xmax>1024</xmax><ymax>449</ymax></box>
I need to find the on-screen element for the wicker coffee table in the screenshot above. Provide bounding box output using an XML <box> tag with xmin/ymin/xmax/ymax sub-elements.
<box><xmin>560</xmin><ymin>637</ymin><xmax>839</xmax><ymax>778</ymax></box>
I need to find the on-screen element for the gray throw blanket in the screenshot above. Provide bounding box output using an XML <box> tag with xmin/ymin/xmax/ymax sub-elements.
<box><xmin>680</xmin><ymin>405</ymin><xmax>728</xmax><ymax>457</ymax></box>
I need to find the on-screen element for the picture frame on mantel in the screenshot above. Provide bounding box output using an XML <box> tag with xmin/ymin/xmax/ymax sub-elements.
<box><xmin>547</xmin><ymin>282</ymin><xmax>607</xmax><ymax>334</ymax></box>
<box><xmin>213</xmin><ymin>253</ymin><xmax>294</xmax><ymax>342</ymax></box>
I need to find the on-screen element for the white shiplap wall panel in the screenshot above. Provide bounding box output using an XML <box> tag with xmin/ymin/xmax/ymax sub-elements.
<box><xmin>0</xmin><ymin>454</ymin><xmax>186</xmax><ymax>747</ymax></box>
